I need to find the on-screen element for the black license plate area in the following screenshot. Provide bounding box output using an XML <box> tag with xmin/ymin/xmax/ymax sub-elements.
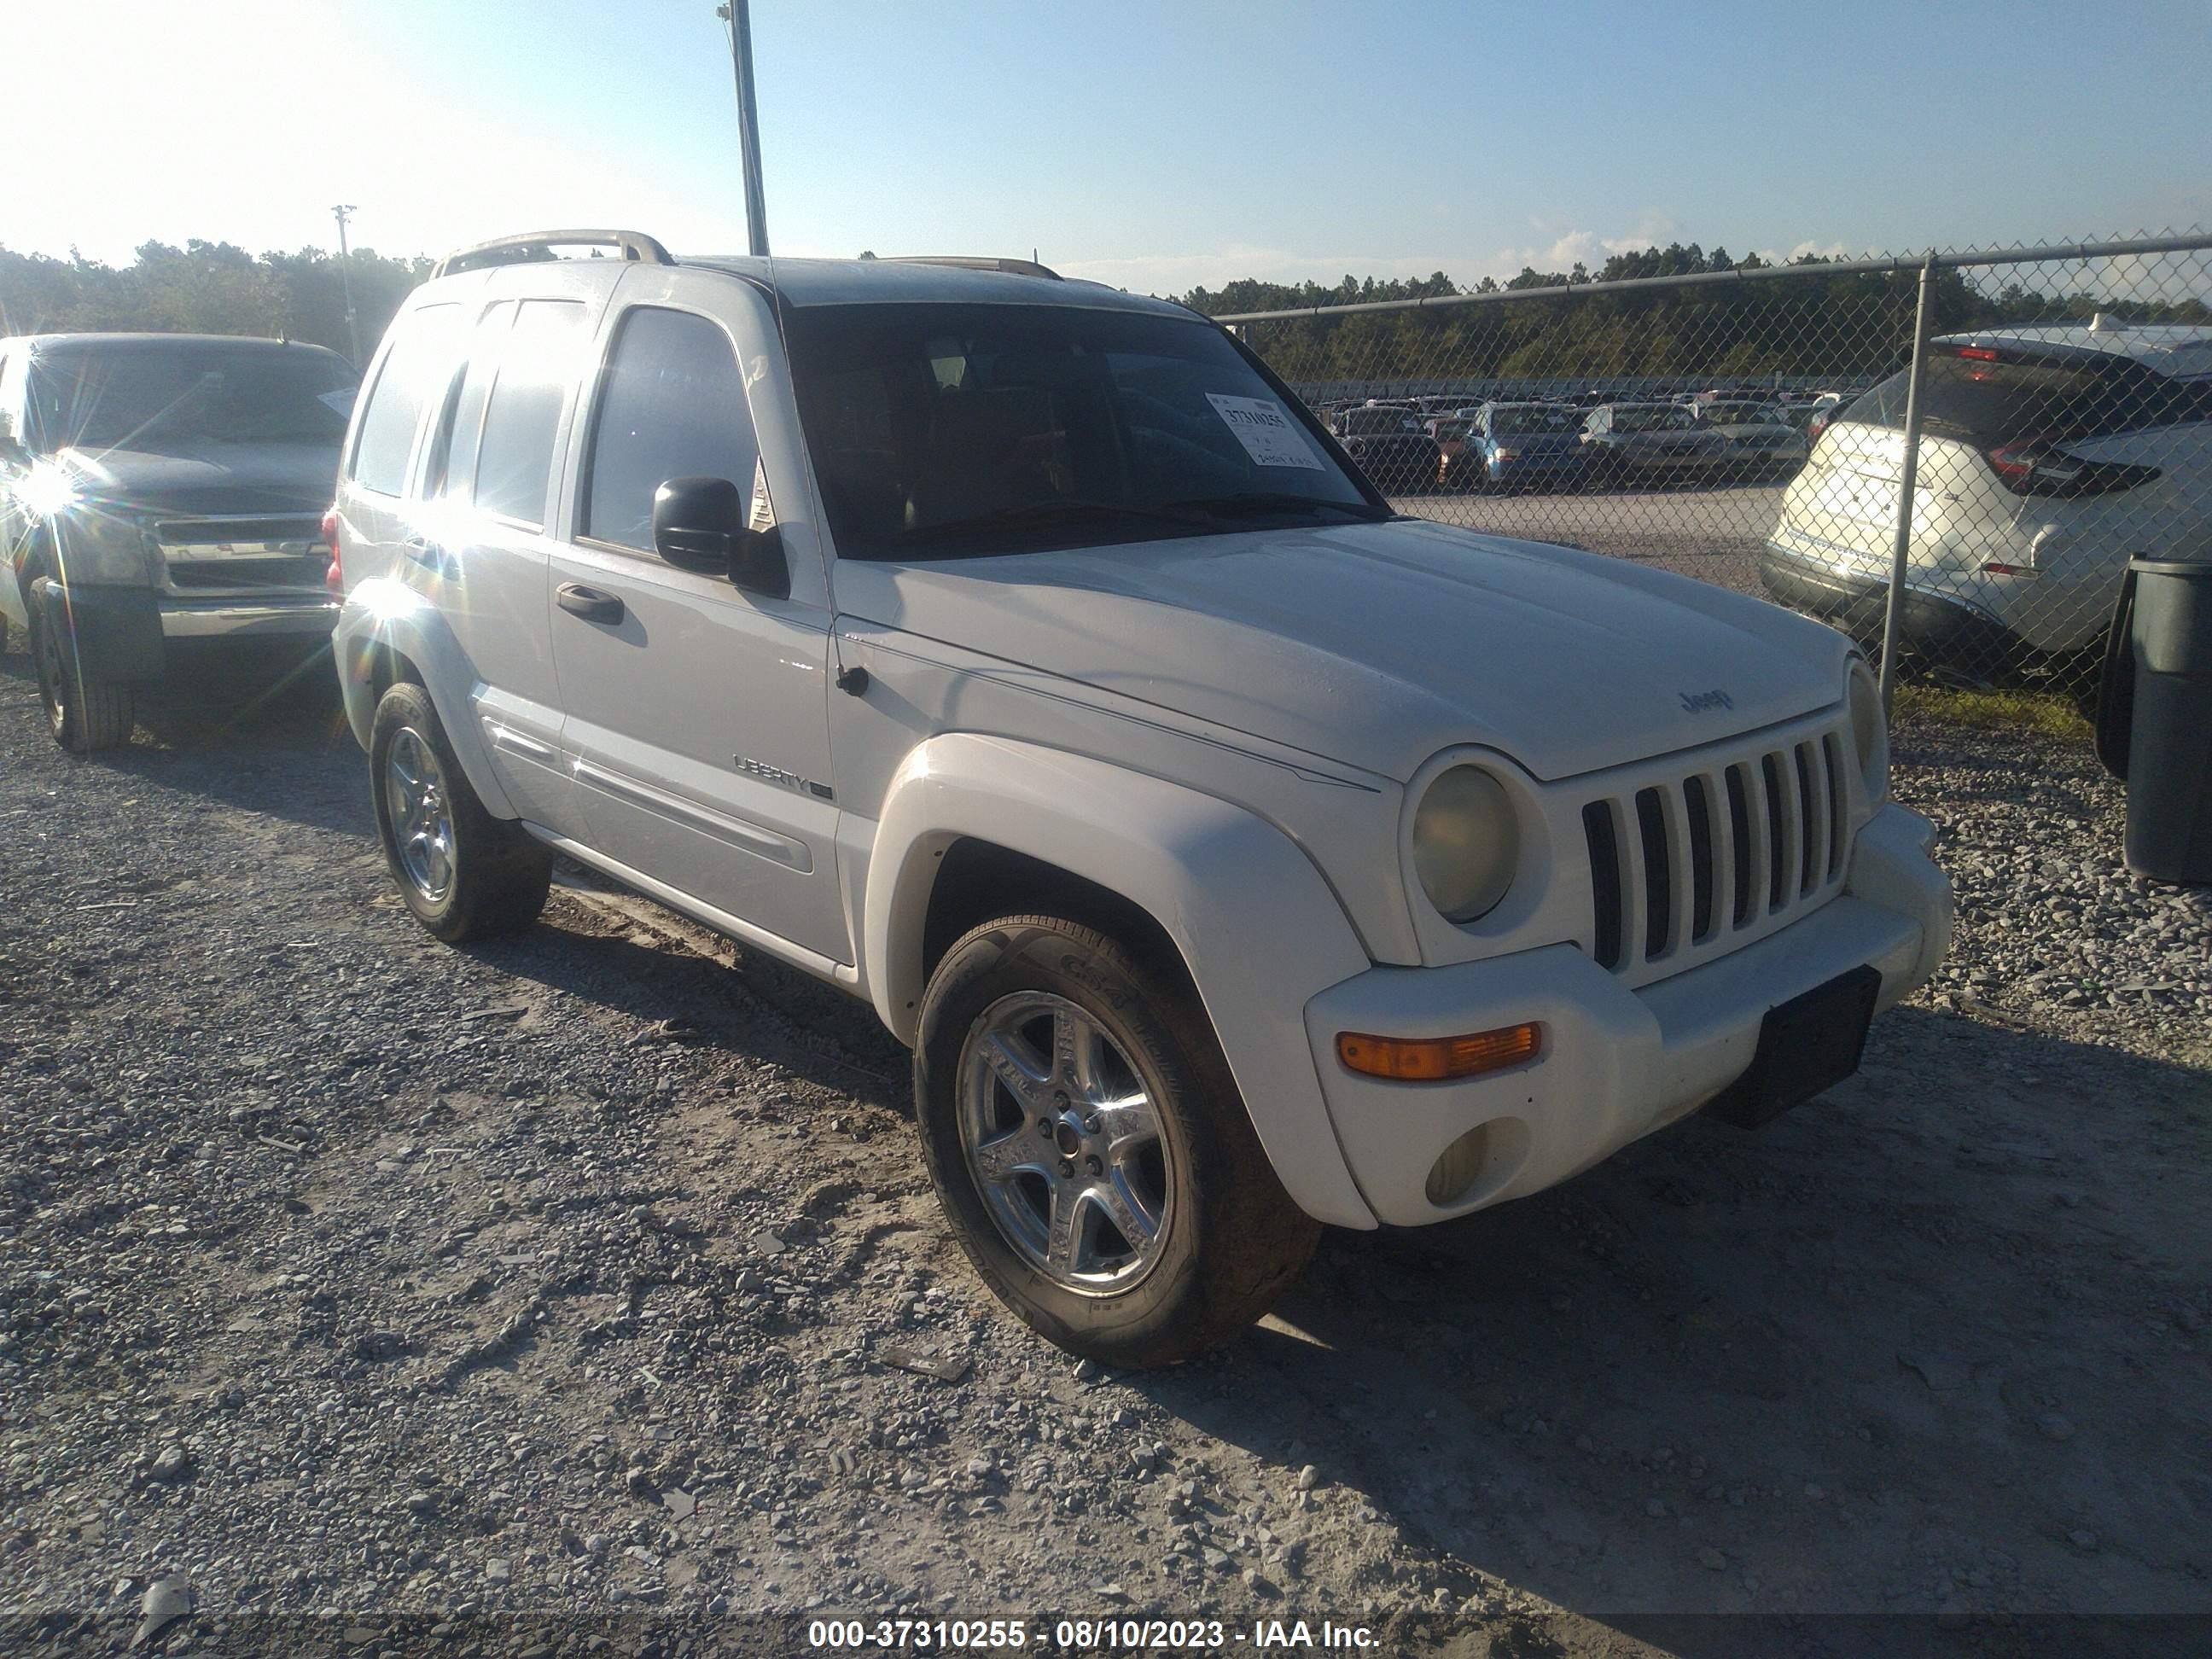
<box><xmin>1703</xmin><ymin>965</ymin><xmax>1882</xmax><ymax>1129</ymax></box>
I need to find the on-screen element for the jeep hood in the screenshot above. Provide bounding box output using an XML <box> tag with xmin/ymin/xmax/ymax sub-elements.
<box><xmin>835</xmin><ymin>518</ymin><xmax>1851</xmax><ymax>783</ymax></box>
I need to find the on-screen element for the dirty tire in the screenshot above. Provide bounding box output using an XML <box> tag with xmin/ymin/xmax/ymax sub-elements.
<box><xmin>28</xmin><ymin>577</ymin><xmax>134</xmax><ymax>753</ymax></box>
<box><xmin>915</xmin><ymin>914</ymin><xmax>1318</xmax><ymax>1367</ymax></box>
<box><xmin>369</xmin><ymin>681</ymin><xmax>550</xmax><ymax>943</ymax></box>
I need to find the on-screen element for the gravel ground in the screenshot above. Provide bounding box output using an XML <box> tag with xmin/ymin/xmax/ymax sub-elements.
<box><xmin>1</xmin><ymin>634</ymin><xmax>2207</xmax><ymax>1658</ymax></box>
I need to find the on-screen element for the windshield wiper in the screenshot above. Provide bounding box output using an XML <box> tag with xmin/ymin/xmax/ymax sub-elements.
<box><xmin>1163</xmin><ymin>492</ymin><xmax>1390</xmax><ymax>522</ymax></box>
<box><xmin>899</xmin><ymin>499</ymin><xmax>1208</xmax><ymax>545</ymax></box>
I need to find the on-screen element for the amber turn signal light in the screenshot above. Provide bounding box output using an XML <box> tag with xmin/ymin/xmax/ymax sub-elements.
<box><xmin>1336</xmin><ymin>1022</ymin><xmax>1540</xmax><ymax>1081</ymax></box>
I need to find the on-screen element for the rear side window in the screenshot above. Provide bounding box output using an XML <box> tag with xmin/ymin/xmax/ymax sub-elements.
<box><xmin>350</xmin><ymin>304</ymin><xmax>460</xmax><ymax>495</ymax></box>
<box><xmin>473</xmin><ymin>299</ymin><xmax>588</xmax><ymax>526</ymax></box>
<box><xmin>1845</xmin><ymin>350</ymin><xmax>2206</xmax><ymax>443</ymax></box>
<box><xmin>422</xmin><ymin>301</ymin><xmax>515</xmax><ymax>502</ymax></box>
<box><xmin>583</xmin><ymin>307</ymin><xmax>759</xmax><ymax>554</ymax></box>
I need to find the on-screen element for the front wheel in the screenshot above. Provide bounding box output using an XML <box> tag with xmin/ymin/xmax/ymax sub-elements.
<box><xmin>28</xmin><ymin>577</ymin><xmax>133</xmax><ymax>753</ymax></box>
<box><xmin>914</xmin><ymin>914</ymin><xmax>1318</xmax><ymax>1367</ymax></box>
<box><xmin>370</xmin><ymin>682</ymin><xmax>550</xmax><ymax>942</ymax></box>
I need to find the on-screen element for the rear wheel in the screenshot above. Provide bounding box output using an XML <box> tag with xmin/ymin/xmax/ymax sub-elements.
<box><xmin>28</xmin><ymin>577</ymin><xmax>134</xmax><ymax>753</ymax></box>
<box><xmin>370</xmin><ymin>682</ymin><xmax>550</xmax><ymax>942</ymax></box>
<box><xmin>914</xmin><ymin>914</ymin><xmax>1318</xmax><ymax>1367</ymax></box>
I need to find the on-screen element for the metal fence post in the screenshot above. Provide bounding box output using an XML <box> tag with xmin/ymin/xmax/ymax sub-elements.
<box><xmin>1876</xmin><ymin>251</ymin><xmax>1939</xmax><ymax>712</ymax></box>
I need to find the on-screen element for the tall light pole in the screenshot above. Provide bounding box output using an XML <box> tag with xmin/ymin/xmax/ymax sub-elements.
<box><xmin>331</xmin><ymin>204</ymin><xmax>364</xmax><ymax>366</ymax></box>
<box><xmin>715</xmin><ymin>3</ymin><xmax>771</xmax><ymax>256</ymax></box>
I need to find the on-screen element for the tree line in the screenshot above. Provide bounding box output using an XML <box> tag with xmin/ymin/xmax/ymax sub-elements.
<box><xmin>0</xmin><ymin>241</ymin><xmax>433</xmax><ymax>364</ymax></box>
<box><xmin>3</xmin><ymin>236</ymin><xmax>2203</xmax><ymax>390</ymax></box>
<box><xmin>1179</xmin><ymin>243</ymin><xmax>2212</xmax><ymax>388</ymax></box>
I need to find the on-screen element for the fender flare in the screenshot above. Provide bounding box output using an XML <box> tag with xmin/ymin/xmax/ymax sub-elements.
<box><xmin>335</xmin><ymin>579</ymin><xmax>520</xmax><ymax>820</ymax></box>
<box><xmin>864</xmin><ymin>733</ymin><xmax>1379</xmax><ymax>1230</ymax></box>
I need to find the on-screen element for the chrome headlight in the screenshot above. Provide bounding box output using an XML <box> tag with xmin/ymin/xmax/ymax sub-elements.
<box><xmin>1412</xmin><ymin>765</ymin><xmax>1520</xmax><ymax>923</ymax></box>
<box><xmin>1847</xmin><ymin>658</ymin><xmax>1889</xmax><ymax>807</ymax></box>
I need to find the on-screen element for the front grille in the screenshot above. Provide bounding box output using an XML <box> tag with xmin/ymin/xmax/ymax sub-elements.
<box><xmin>155</xmin><ymin>515</ymin><xmax>327</xmax><ymax>597</ymax></box>
<box><xmin>154</xmin><ymin>515</ymin><xmax>323</xmax><ymax>544</ymax></box>
<box><xmin>166</xmin><ymin>556</ymin><xmax>325</xmax><ymax>591</ymax></box>
<box><xmin>1583</xmin><ymin>729</ymin><xmax>1850</xmax><ymax>974</ymax></box>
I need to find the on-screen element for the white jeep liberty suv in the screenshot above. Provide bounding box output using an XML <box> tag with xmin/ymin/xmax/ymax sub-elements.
<box><xmin>329</xmin><ymin>230</ymin><xmax>1953</xmax><ymax>1366</ymax></box>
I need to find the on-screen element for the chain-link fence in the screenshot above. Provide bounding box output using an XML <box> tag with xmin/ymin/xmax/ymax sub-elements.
<box><xmin>1214</xmin><ymin>232</ymin><xmax>2212</xmax><ymax>740</ymax></box>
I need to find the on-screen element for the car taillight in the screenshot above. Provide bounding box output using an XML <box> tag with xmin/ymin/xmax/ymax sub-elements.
<box><xmin>1984</xmin><ymin>437</ymin><xmax>2162</xmax><ymax>498</ymax></box>
<box><xmin>322</xmin><ymin>507</ymin><xmax>344</xmax><ymax>593</ymax></box>
<box><xmin>1808</xmin><ymin>412</ymin><xmax>1833</xmax><ymax>443</ymax></box>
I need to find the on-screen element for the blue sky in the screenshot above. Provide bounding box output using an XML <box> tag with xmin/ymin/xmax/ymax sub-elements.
<box><xmin>12</xmin><ymin>0</ymin><xmax>2210</xmax><ymax>294</ymax></box>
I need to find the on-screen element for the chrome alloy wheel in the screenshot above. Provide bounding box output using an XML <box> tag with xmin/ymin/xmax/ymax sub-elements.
<box><xmin>384</xmin><ymin>726</ymin><xmax>457</xmax><ymax>903</ymax></box>
<box><xmin>956</xmin><ymin>991</ymin><xmax>1171</xmax><ymax>1295</ymax></box>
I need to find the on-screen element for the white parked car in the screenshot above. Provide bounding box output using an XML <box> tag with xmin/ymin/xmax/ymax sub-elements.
<box><xmin>329</xmin><ymin>230</ymin><xmax>1953</xmax><ymax>1365</ymax></box>
<box><xmin>1579</xmin><ymin>401</ymin><xmax>1730</xmax><ymax>478</ymax></box>
<box><xmin>1763</xmin><ymin>321</ymin><xmax>2212</xmax><ymax>675</ymax></box>
<box><xmin>1692</xmin><ymin>399</ymin><xmax>1811</xmax><ymax>476</ymax></box>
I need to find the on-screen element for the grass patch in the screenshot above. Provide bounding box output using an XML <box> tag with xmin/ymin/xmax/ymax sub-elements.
<box><xmin>1890</xmin><ymin>682</ymin><xmax>2091</xmax><ymax>740</ymax></box>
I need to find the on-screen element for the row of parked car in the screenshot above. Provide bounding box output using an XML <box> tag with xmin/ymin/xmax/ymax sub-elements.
<box><xmin>1320</xmin><ymin>395</ymin><xmax>1816</xmax><ymax>494</ymax></box>
<box><xmin>3</xmin><ymin>314</ymin><xmax>2205</xmax><ymax>748</ymax></box>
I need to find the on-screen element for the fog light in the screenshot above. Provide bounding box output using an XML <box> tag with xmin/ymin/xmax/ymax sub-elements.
<box><xmin>1423</xmin><ymin>1116</ymin><xmax>1532</xmax><ymax>1208</ymax></box>
<box><xmin>1336</xmin><ymin>1022</ymin><xmax>1540</xmax><ymax>1081</ymax></box>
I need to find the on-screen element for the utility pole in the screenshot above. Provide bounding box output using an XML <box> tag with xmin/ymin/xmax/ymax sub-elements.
<box><xmin>714</xmin><ymin>3</ymin><xmax>771</xmax><ymax>256</ymax></box>
<box><xmin>331</xmin><ymin>204</ymin><xmax>364</xmax><ymax>367</ymax></box>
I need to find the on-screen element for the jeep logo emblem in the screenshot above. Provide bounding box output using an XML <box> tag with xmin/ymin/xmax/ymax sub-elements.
<box><xmin>1679</xmin><ymin>688</ymin><xmax>1734</xmax><ymax>713</ymax></box>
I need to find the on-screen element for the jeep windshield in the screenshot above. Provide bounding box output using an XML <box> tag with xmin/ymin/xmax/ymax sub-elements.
<box><xmin>783</xmin><ymin>302</ymin><xmax>1385</xmax><ymax>560</ymax></box>
<box><xmin>26</xmin><ymin>341</ymin><xmax>358</xmax><ymax>454</ymax></box>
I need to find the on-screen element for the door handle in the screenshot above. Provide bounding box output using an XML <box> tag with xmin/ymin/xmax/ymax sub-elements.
<box><xmin>402</xmin><ymin>537</ymin><xmax>459</xmax><ymax>581</ymax></box>
<box><xmin>556</xmin><ymin>583</ymin><xmax>625</xmax><ymax>625</ymax></box>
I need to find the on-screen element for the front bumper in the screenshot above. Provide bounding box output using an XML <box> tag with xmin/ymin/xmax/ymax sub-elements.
<box><xmin>38</xmin><ymin>581</ymin><xmax>335</xmax><ymax>683</ymax></box>
<box><xmin>1303</xmin><ymin>803</ymin><xmax>1950</xmax><ymax>1226</ymax></box>
<box><xmin>1488</xmin><ymin>451</ymin><xmax>1585</xmax><ymax>482</ymax></box>
<box><xmin>1759</xmin><ymin>544</ymin><xmax>2024</xmax><ymax>669</ymax></box>
<box><xmin>159</xmin><ymin>596</ymin><xmax>338</xmax><ymax>641</ymax></box>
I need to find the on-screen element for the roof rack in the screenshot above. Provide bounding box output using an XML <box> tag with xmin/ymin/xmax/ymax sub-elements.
<box><xmin>431</xmin><ymin>229</ymin><xmax>675</xmax><ymax>281</ymax></box>
<box><xmin>883</xmin><ymin>255</ymin><xmax>1062</xmax><ymax>281</ymax></box>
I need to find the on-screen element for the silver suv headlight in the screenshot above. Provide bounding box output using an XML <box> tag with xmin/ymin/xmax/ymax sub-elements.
<box><xmin>1412</xmin><ymin>765</ymin><xmax>1520</xmax><ymax>923</ymax></box>
<box><xmin>1847</xmin><ymin>658</ymin><xmax>1889</xmax><ymax>808</ymax></box>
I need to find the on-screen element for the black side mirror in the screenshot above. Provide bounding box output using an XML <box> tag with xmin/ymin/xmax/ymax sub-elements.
<box><xmin>651</xmin><ymin>475</ymin><xmax>789</xmax><ymax>600</ymax></box>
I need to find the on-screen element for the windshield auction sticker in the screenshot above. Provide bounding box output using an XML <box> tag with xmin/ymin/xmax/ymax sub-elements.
<box><xmin>1205</xmin><ymin>393</ymin><xmax>1324</xmax><ymax>469</ymax></box>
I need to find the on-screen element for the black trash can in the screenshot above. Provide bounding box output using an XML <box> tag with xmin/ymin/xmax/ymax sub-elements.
<box><xmin>2122</xmin><ymin>554</ymin><xmax>2212</xmax><ymax>885</ymax></box>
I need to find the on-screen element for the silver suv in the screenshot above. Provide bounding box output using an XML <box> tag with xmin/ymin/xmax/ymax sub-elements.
<box><xmin>330</xmin><ymin>230</ymin><xmax>1948</xmax><ymax>1365</ymax></box>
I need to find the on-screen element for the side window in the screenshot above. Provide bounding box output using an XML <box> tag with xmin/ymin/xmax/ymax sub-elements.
<box><xmin>473</xmin><ymin>299</ymin><xmax>588</xmax><ymax>527</ymax></box>
<box><xmin>583</xmin><ymin>307</ymin><xmax>760</xmax><ymax>556</ymax></box>
<box><xmin>422</xmin><ymin>301</ymin><xmax>515</xmax><ymax>501</ymax></box>
<box><xmin>349</xmin><ymin>303</ymin><xmax>460</xmax><ymax>495</ymax></box>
